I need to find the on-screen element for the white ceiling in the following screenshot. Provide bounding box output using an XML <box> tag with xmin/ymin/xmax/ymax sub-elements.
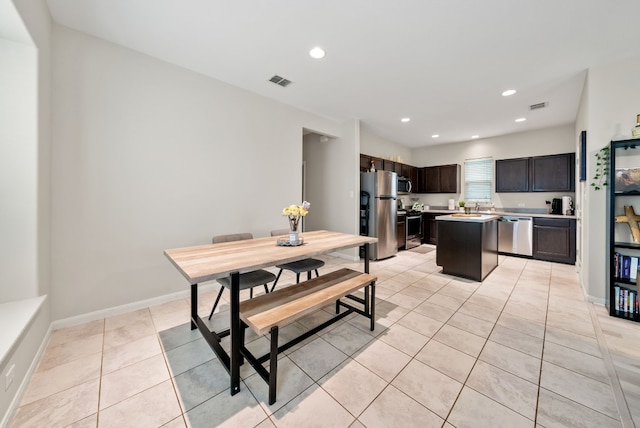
<box><xmin>45</xmin><ymin>0</ymin><xmax>640</xmax><ymax>148</ymax></box>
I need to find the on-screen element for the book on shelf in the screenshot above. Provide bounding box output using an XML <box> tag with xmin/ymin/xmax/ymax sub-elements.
<box><xmin>614</xmin><ymin>286</ymin><xmax>638</xmax><ymax>315</ymax></box>
<box><xmin>622</xmin><ymin>255</ymin><xmax>631</xmax><ymax>279</ymax></box>
<box><xmin>613</xmin><ymin>252</ymin><xmax>640</xmax><ymax>283</ymax></box>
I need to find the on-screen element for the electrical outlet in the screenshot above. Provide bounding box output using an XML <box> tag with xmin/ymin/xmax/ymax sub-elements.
<box><xmin>517</xmin><ymin>203</ymin><xmax>525</xmax><ymax>207</ymax></box>
<box><xmin>5</xmin><ymin>363</ymin><xmax>15</xmax><ymax>391</ymax></box>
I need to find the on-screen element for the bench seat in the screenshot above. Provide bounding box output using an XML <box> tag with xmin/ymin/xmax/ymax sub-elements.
<box><xmin>240</xmin><ymin>267</ymin><xmax>376</xmax><ymax>335</ymax></box>
<box><xmin>238</xmin><ymin>267</ymin><xmax>377</xmax><ymax>404</ymax></box>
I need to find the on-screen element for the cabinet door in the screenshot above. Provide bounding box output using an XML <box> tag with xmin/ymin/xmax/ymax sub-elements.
<box><xmin>495</xmin><ymin>158</ymin><xmax>530</xmax><ymax>192</ymax></box>
<box><xmin>397</xmin><ymin>215</ymin><xmax>406</xmax><ymax>249</ymax></box>
<box><xmin>439</xmin><ymin>165</ymin><xmax>460</xmax><ymax>193</ymax></box>
<box><xmin>531</xmin><ymin>153</ymin><xmax>575</xmax><ymax>192</ymax></box>
<box><xmin>533</xmin><ymin>218</ymin><xmax>576</xmax><ymax>264</ymax></box>
<box><xmin>394</xmin><ymin>162</ymin><xmax>403</xmax><ymax>175</ymax></box>
<box><xmin>408</xmin><ymin>166</ymin><xmax>418</xmax><ymax>189</ymax></box>
<box><xmin>423</xmin><ymin>214</ymin><xmax>438</xmax><ymax>244</ymax></box>
<box><xmin>370</xmin><ymin>156</ymin><xmax>384</xmax><ymax>172</ymax></box>
<box><xmin>382</xmin><ymin>159</ymin><xmax>395</xmax><ymax>172</ymax></box>
<box><xmin>424</xmin><ymin>167</ymin><xmax>440</xmax><ymax>193</ymax></box>
<box><xmin>360</xmin><ymin>154</ymin><xmax>371</xmax><ymax>172</ymax></box>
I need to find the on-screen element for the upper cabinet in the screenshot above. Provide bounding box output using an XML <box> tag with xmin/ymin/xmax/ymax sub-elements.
<box><xmin>360</xmin><ymin>154</ymin><xmax>384</xmax><ymax>172</ymax></box>
<box><xmin>495</xmin><ymin>153</ymin><xmax>575</xmax><ymax>193</ymax></box>
<box><xmin>495</xmin><ymin>158</ymin><xmax>530</xmax><ymax>192</ymax></box>
<box><xmin>418</xmin><ymin>164</ymin><xmax>460</xmax><ymax>193</ymax></box>
<box><xmin>530</xmin><ymin>153</ymin><xmax>575</xmax><ymax>192</ymax></box>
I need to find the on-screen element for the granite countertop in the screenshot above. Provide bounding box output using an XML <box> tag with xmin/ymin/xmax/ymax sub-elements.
<box><xmin>435</xmin><ymin>214</ymin><xmax>501</xmax><ymax>223</ymax></box>
<box><xmin>418</xmin><ymin>208</ymin><xmax>576</xmax><ymax>220</ymax></box>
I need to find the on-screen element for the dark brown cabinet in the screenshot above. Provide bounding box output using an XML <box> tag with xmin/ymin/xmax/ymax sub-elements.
<box><xmin>418</xmin><ymin>164</ymin><xmax>460</xmax><ymax>193</ymax></box>
<box><xmin>531</xmin><ymin>153</ymin><xmax>575</xmax><ymax>192</ymax></box>
<box><xmin>532</xmin><ymin>217</ymin><xmax>576</xmax><ymax>264</ymax></box>
<box><xmin>397</xmin><ymin>214</ymin><xmax>406</xmax><ymax>249</ymax></box>
<box><xmin>360</xmin><ymin>154</ymin><xmax>384</xmax><ymax>172</ymax></box>
<box><xmin>495</xmin><ymin>158</ymin><xmax>530</xmax><ymax>192</ymax></box>
<box><xmin>423</xmin><ymin>213</ymin><xmax>438</xmax><ymax>244</ymax></box>
<box><xmin>495</xmin><ymin>153</ymin><xmax>575</xmax><ymax>193</ymax></box>
<box><xmin>360</xmin><ymin>153</ymin><xmax>419</xmax><ymax>193</ymax></box>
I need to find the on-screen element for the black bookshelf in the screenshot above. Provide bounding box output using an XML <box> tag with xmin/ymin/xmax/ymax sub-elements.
<box><xmin>609</xmin><ymin>139</ymin><xmax>640</xmax><ymax>322</ymax></box>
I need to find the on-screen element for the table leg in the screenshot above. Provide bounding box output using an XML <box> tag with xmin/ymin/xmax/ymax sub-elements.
<box><xmin>364</xmin><ymin>243</ymin><xmax>370</xmax><ymax>274</ymax></box>
<box><xmin>190</xmin><ymin>284</ymin><xmax>198</xmax><ymax>330</ymax></box>
<box><xmin>230</xmin><ymin>271</ymin><xmax>241</xmax><ymax>395</ymax></box>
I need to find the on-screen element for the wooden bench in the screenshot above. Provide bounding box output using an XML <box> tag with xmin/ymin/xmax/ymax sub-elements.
<box><xmin>239</xmin><ymin>267</ymin><xmax>377</xmax><ymax>404</ymax></box>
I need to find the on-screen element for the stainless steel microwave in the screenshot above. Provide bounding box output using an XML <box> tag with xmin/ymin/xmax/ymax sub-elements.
<box><xmin>398</xmin><ymin>176</ymin><xmax>412</xmax><ymax>194</ymax></box>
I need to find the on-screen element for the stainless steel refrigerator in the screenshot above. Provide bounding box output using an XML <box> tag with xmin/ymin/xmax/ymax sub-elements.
<box><xmin>360</xmin><ymin>171</ymin><xmax>397</xmax><ymax>260</ymax></box>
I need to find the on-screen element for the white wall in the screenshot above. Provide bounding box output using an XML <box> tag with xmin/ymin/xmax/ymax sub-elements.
<box><xmin>1</xmin><ymin>0</ymin><xmax>52</xmax><ymax>423</ymax></box>
<box><xmin>303</xmin><ymin>121</ymin><xmax>361</xmax><ymax>259</ymax></box>
<box><xmin>0</xmin><ymin>38</ymin><xmax>38</xmax><ymax>303</ymax></box>
<box><xmin>360</xmin><ymin>131</ymin><xmax>413</xmax><ymax>166</ymax></box>
<box><xmin>50</xmin><ymin>25</ymin><xmax>344</xmax><ymax>319</ymax></box>
<box><xmin>410</xmin><ymin>125</ymin><xmax>576</xmax><ymax>209</ymax></box>
<box><xmin>581</xmin><ymin>54</ymin><xmax>640</xmax><ymax>303</ymax></box>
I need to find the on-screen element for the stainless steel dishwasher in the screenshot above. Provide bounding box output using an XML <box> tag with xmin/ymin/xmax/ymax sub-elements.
<box><xmin>498</xmin><ymin>216</ymin><xmax>533</xmax><ymax>256</ymax></box>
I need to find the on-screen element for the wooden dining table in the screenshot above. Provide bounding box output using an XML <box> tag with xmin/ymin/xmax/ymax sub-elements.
<box><xmin>164</xmin><ymin>230</ymin><xmax>377</xmax><ymax>397</ymax></box>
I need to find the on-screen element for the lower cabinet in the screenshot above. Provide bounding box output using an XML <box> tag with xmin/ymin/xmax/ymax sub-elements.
<box><xmin>423</xmin><ymin>214</ymin><xmax>438</xmax><ymax>245</ymax></box>
<box><xmin>397</xmin><ymin>214</ymin><xmax>406</xmax><ymax>249</ymax></box>
<box><xmin>532</xmin><ymin>218</ymin><xmax>576</xmax><ymax>264</ymax></box>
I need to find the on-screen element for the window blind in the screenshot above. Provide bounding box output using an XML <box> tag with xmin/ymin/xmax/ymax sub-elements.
<box><xmin>464</xmin><ymin>157</ymin><xmax>493</xmax><ymax>202</ymax></box>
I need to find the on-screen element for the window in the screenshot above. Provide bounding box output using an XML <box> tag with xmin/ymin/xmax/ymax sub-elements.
<box><xmin>464</xmin><ymin>157</ymin><xmax>493</xmax><ymax>202</ymax></box>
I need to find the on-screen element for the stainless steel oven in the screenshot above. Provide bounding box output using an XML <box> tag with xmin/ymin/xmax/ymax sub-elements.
<box><xmin>405</xmin><ymin>212</ymin><xmax>422</xmax><ymax>249</ymax></box>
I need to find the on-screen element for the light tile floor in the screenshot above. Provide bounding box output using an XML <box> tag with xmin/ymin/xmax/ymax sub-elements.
<box><xmin>8</xmin><ymin>248</ymin><xmax>640</xmax><ymax>428</ymax></box>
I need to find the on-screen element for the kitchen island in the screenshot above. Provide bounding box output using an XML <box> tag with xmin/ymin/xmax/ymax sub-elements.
<box><xmin>436</xmin><ymin>214</ymin><xmax>500</xmax><ymax>281</ymax></box>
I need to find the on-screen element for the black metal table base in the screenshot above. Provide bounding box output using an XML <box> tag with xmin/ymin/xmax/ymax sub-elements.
<box><xmin>189</xmin><ymin>243</ymin><xmax>372</xmax><ymax>400</ymax></box>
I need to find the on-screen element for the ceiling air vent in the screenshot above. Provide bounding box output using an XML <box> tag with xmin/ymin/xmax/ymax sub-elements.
<box><xmin>530</xmin><ymin>102</ymin><xmax>547</xmax><ymax>110</ymax></box>
<box><xmin>269</xmin><ymin>75</ymin><xmax>292</xmax><ymax>87</ymax></box>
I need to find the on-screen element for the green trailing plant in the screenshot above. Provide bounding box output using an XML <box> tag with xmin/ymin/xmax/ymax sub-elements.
<box><xmin>591</xmin><ymin>146</ymin><xmax>610</xmax><ymax>190</ymax></box>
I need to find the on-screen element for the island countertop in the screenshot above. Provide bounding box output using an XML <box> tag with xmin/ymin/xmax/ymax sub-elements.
<box><xmin>435</xmin><ymin>214</ymin><xmax>501</xmax><ymax>223</ymax></box>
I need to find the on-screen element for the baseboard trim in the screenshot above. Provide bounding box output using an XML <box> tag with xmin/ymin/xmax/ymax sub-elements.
<box><xmin>51</xmin><ymin>283</ymin><xmax>216</xmax><ymax>330</ymax></box>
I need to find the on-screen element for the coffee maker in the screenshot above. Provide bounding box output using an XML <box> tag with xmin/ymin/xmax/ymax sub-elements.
<box><xmin>562</xmin><ymin>196</ymin><xmax>573</xmax><ymax>215</ymax></box>
<box><xmin>552</xmin><ymin>197</ymin><xmax>573</xmax><ymax>215</ymax></box>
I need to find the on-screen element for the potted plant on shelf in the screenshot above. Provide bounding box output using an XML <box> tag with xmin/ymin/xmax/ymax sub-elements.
<box><xmin>459</xmin><ymin>200</ymin><xmax>470</xmax><ymax>214</ymax></box>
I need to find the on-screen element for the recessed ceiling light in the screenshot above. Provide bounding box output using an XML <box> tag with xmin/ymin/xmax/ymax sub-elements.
<box><xmin>502</xmin><ymin>89</ymin><xmax>517</xmax><ymax>97</ymax></box>
<box><xmin>515</xmin><ymin>117</ymin><xmax>526</xmax><ymax>122</ymax></box>
<box><xmin>401</xmin><ymin>118</ymin><xmax>411</xmax><ymax>123</ymax></box>
<box><xmin>309</xmin><ymin>47</ymin><xmax>325</xmax><ymax>59</ymax></box>
<box><xmin>471</xmin><ymin>135</ymin><xmax>479</xmax><ymax>139</ymax></box>
<box><xmin>431</xmin><ymin>134</ymin><xmax>439</xmax><ymax>138</ymax></box>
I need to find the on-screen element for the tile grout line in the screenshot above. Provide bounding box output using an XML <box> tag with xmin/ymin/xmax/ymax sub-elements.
<box><xmin>587</xmin><ymin>302</ymin><xmax>635</xmax><ymax>428</ymax></box>
<box><xmin>533</xmin><ymin>262</ymin><xmax>553</xmax><ymax>428</ymax></box>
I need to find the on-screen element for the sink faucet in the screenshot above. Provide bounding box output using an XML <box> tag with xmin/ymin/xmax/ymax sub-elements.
<box><xmin>475</xmin><ymin>202</ymin><xmax>480</xmax><ymax>212</ymax></box>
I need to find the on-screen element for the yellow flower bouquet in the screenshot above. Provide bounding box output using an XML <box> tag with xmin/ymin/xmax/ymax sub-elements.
<box><xmin>283</xmin><ymin>201</ymin><xmax>310</xmax><ymax>232</ymax></box>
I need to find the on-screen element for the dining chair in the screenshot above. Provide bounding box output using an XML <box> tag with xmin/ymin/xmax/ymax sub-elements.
<box><xmin>207</xmin><ymin>233</ymin><xmax>276</xmax><ymax>320</ymax></box>
<box><xmin>270</xmin><ymin>229</ymin><xmax>325</xmax><ymax>291</ymax></box>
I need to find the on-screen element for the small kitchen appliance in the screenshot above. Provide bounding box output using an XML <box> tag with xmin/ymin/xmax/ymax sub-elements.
<box><xmin>562</xmin><ymin>196</ymin><xmax>573</xmax><ymax>215</ymax></box>
<box><xmin>551</xmin><ymin>198</ymin><xmax>562</xmax><ymax>215</ymax></box>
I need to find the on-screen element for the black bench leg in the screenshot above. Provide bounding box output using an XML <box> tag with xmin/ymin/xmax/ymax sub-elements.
<box><xmin>370</xmin><ymin>281</ymin><xmax>376</xmax><ymax>331</ymax></box>
<box><xmin>269</xmin><ymin>326</ymin><xmax>279</xmax><ymax>405</ymax></box>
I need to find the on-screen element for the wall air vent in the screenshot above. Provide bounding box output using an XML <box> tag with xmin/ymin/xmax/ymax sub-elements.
<box><xmin>269</xmin><ymin>75</ymin><xmax>292</xmax><ymax>87</ymax></box>
<box><xmin>530</xmin><ymin>102</ymin><xmax>547</xmax><ymax>110</ymax></box>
